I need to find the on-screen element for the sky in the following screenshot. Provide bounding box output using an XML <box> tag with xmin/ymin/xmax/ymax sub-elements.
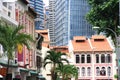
<box><xmin>43</xmin><ymin>0</ymin><xmax>49</xmax><ymax>6</ymax></box>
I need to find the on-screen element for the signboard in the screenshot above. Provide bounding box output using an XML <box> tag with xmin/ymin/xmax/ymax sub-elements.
<box><xmin>17</xmin><ymin>44</ymin><xmax>23</xmax><ymax>61</ymax></box>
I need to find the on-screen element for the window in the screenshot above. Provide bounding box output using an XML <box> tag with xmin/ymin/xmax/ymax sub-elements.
<box><xmin>107</xmin><ymin>67</ymin><xmax>111</xmax><ymax>76</ymax></box>
<box><xmin>8</xmin><ymin>5</ymin><xmax>12</xmax><ymax>10</ymax></box>
<box><xmin>100</xmin><ymin>67</ymin><xmax>106</xmax><ymax>76</ymax></box>
<box><xmin>96</xmin><ymin>54</ymin><xmax>99</xmax><ymax>63</ymax></box>
<box><xmin>87</xmin><ymin>54</ymin><xmax>91</xmax><ymax>63</ymax></box>
<box><xmin>101</xmin><ymin>54</ymin><xmax>105</xmax><ymax>63</ymax></box>
<box><xmin>8</xmin><ymin>12</ymin><xmax>11</xmax><ymax>17</ymax></box>
<box><xmin>106</xmin><ymin>54</ymin><xmax>111</xmax><ymax>63</ymax></box>
<box><xmin>76</xmin><ymin>55</ymin><xmax>80</xmax><ymax>63</ymax></box>
<box><xmin>3</xmin><ymin>2</ymin><xmax>7</xmax><ymax>7</ymax></box>
<box><xmin>87</xmin><ymin>67</ymin><xmax>91</xmax><ymax>76</ymax></box>
<box><xmin>81</xmin><ymin>54</ymin><xmax>85</xmax><ymax>63</ymax></box>
<box><xmin>77</xmin><ymin>67</ymin><xmax>80</xmax><ymax>76</ymax></box>
<box><xmin>96</xmin><ymin>67</ymin><xmax>100</xmax><ymax>76</ymax></box>
<box><xmin>81</xmin><ymin>67</ymin><xmax>85</xmax><ymax>76</ymax></box>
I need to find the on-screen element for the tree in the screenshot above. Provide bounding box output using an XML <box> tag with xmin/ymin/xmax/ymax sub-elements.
<box><xmin>43</xmin><ymin>50</ymin><xmax>69</xmax><ymax>80</ymax></box>
<box><xmin>86</xmin><ymin>0</ymin><xmax>119</xmax><ymax>41</ymax></box>
<box><xmin>55</xmin><ymin>64</ymin><xmax>78</xmax><ymax>80</ymax></box>
<box><xmin>0</xmin><ymin>22</ymin><xmax>34</xmax><ymax>80</ymax></box>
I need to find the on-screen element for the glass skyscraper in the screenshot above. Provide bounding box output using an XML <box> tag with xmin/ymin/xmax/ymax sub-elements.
<box><xmin>29</xmin><ymin>0</ymin><xmax>44</xmax><ymax>30</ymax></box>
<box><xmin>55</xmin><ymin>0</ymin><xmax>94</xmax><ymax>46</ymax></box>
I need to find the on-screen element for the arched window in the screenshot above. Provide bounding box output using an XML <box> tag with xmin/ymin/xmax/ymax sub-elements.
<box><xmin>106</xmin><ymin>54</ymin><xmax>111</xmax><ymax>63</ymax></box>
<box><xmin>81</xmin><ymin>55</ymin><xmax>85</xmax><ymax>63</ymax></box>
<box><xmin>81</xmin><ymin>67</ymin><xmax>85</xmax><ymax>76</ymax></box>
<box><xmin>96</xmin><ymin>67</ymin><xmax>100</xmax><ymax>76</ymax></box>
<box><xmin>96</xmin><ymin>54</ymin><xmax>99</xmax><ymax>63</ymax></box>
<box><xmin>77</xmin><ymin>67</ymin><xmax>80</xmax><ymax>76</ymax></box>
<box><xmin>101</xmin><ymin>54</ymin><xmax>105</xmax><ymax>63</ymax></box>
<box><xmin>100</xmin><ymin>67</ymin><xmax>106</xmax><ymax>76</ymax></box>
<box><xmin>87</xmin><ymin>54</ymin><xmax>91</xmax><ymax>63</ymax></box>
<box><xmin>87</xmin><ymin>67</ymin><xmax>91</xmax><ymax>76</ymax></box>
<box><xmin>76</xmin><ymin>55</ymin><xmax>80</xmax><ymax>63</ymax></box>
<box><xmin>107</xmin><ymin>67</ymin><xmax>111</xmax><ymax>76</ymax></box>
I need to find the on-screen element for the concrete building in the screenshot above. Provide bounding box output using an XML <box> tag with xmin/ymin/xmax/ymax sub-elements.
<box><xmin>44</xmin><ymin>6</ymin><xmax>49</xmax><ymax>29</ymax></box>
<box><xmin>0</xmin><ymin>0</ymin><xmax>18</xmax><ymax>26</ymax></box>
<box><xmin>29</xmin><ymin>0</ymin><xmax>44</xmax><ymax>30</ymax></box>
<box><xmin>55</xmin><ymin>0</ymin><xmax>94</xmax><ymax>46</ymax></box>
<box><xmin>69</xmin><ymin>35</ymin><xmax>116</xmax><ymax>80</ymax></box>
<box><xmin>48</xmin><ymin>0</ymin><xmax>56</xmax><ymax>46</ymax></box>
<box><xmin>0</xmin><ymin>0</ymin><xmax>18</xmax><ymax>79</ymax></box>
<box><xmin>15</xmin><ymin>0</ymin><xmax>37</xmax><ymax>80</ymax></box>
<box><xmin>0</xmin><ymin>0</ymin><xmax>38</xmax><ymax>80</ymax></box>
<box><xmin>36</xmin><ymin>29</ymin><xmax>50</xmax><ymax>80</ymax></box>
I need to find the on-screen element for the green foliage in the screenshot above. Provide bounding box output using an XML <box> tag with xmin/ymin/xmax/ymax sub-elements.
<box><xmin>43</xmin><ymin>50</ymin><xmax>69</xmax><ymax>80</ymax></box>
<box><xmin>55</xmin><ymin>64</ymin><xmax>78</xmax><ymax>80</ymax></box>
<box><xmin>86</xmin><ymin>0</ymin><xmax>119</xmax><ymax>39</ymax></box>
<box><xmin>44</xmin><ymin>50</ymin><xmax>69</xmax><ymax>68</ymax></box>
<box><xmin>0</xmin><ymin>22</ymin><xmax>34</xmax><ymax>79</ymax></box>
<box><xmin>0</xmin><ymin>23</ymin><xmax>34</xmax><ymax>59</ymax></box>
<box><xmin>114</xmin><ymin>74</ymin><xmax>118</xmax><ymax>79</ymax></box>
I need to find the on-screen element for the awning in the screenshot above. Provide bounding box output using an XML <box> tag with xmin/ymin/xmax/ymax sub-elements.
<box><xmin>0</xmin><ymin>61</ymin><xmax>18</xmax><ymax>67</ymax></box>
<box><xmin>20</xmin><ymin>68</ymin><xmax>29</xmax><ymax>72</ymax></box>
<box><xmin>37</xmin><ymin>75</ymin><xmax>46</xmax><ymax>80</ymax></box>
<box><xmin>30</xmin><ymin>71</ymin><xmax>38</xmax><ymax>75</ymax></box>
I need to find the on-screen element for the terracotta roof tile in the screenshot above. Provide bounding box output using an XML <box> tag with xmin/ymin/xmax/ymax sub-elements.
<box><xmin>73</xmin><ymin>36</ymin><xmax>86</xmax><ymax>41</ymax></box>
<box><xmin>72</xmin><ymin>35</ymin><xmax>113</xmax><ymax>53</ymax></box>
<box><xmin>90</xmin><ymin>36</ymin><xmax>112</xmax><ymax>51</ymax></box>
<box><xmin>35</xmin><ymin>30</ymin><xmax>48</xmax><ymax>33</ymax></box>
<box><xmin>72</xmin><ymin>37</ymin><xmax>92</xmax><ymax>52</ymax></box>
<box><xmin>36</xmin><ymin>29</ymin><xmax>50</xmax><ymax>48</ymax></box>
<box><xmin>92</xmin><ymin>35</ymin><xmax>105</xmax><ymax>39</ymax></box>
<box><xmin>50</xmin><ymin>46</ymin><xmax>69</xmax><ymax>54</ymax></box>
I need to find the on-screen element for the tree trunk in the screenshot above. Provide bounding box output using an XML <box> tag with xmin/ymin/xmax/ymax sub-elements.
<box><xmin>62</xmin><ymin>74</ymin><xmax>65</xmax><ymax>80</ymax></box>
<box><xmin>5</xmin><ymin>59</ymin><xmax>10</xmax><ymax>80</ymax></box>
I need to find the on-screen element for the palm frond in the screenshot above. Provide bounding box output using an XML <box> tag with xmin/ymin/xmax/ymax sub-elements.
<box><xmin>43</xmin><ymin>61</ymin><xmax>52</xmax><ymax>68</ymax></box>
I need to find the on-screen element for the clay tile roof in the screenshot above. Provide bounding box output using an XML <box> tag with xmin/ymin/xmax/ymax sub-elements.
<box><xmin>50</xmin><ymin>46</ymin><xmax>69</xmax><ymax>55</ymax></box>
<box><xmin>73</xmin><ymin>36</ymin><xmax>86</xmax><ymax>41</ymax></box>
<box><xmin>92</xmin><ymin>35</ymin><xmax>105</xmax><ymax>39</ymax></box>
<box><xmin>35</xmin><ymin>29</ymin><xmax>50</xmax><ymax>42</ymax></box>
<box><xmin>72</xmin><ymin>36</ymin><xmax>92</xmax><ymax>52</ymax></box>
<box><xmin>90</xmin><ymin>35</ymin><xmax>112</xmax><ymax>51</ymax></box>
<box><xmin>36</xmin><ymin>30</ymin><xmax>48</xmax><ymax>33</ymax></box>
<box><xmin>36</xmin><ymin>29</ymin><xmax>50</xmax><ymax>48</ymax></box>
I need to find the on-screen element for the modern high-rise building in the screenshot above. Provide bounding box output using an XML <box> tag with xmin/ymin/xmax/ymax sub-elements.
<box><xmin>29</xmin><ymin>0</ymin><xmax>44</xmax><ymax>29</ymax></box>
<box><xmin>48</xmin><ymin>0</ymin><xmax>55</xmax><ymax>46</ymax></box>
<box><xmin>55</xmin><ymin>0</ymin><xmax>94</xmax><ymax>46</ymax></box>
<box><xmin>44</xmin><ymin>6</ymin><xmax>49</xmax><ymax>29</ymax></box>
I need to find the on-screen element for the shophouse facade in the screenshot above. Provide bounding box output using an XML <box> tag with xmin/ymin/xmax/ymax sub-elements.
<box><xmin>36</xmin><ymin>29</ymin><xmax>50</xmax><ymax>80</ymax></box>
<box><xmin>69</xmin><ymin>35</ymin><xmax>116</xmax><ymax>80</ymax></box>
<box><xmin>0</xmin><ymin>0</ymin><xmax>19</xmax><ymax>79</ymax></box>
<box><xmin>15</xmin><ymin>0</ymin><xmax>37</xmax><ymax>80</ymax></box>
<box><xmin>0</xmin><ymin>0</ymin><xmax>38</xmax><ymax>80</ymax></box>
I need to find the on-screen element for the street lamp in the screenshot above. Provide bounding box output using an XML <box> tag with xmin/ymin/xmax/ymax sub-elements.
<box><xmin>93</xmin><ymin>26</ymin><xmax>119</xmax><ymax>80</ymax></box>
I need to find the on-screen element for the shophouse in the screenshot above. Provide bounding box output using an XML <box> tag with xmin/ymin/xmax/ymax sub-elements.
<box><xmin>0</xmin><ymin>0</ymin><xmax>18</xmax><ymax>79</ymax></box>
<box><xmin>69</xmin><ymin>35</ymin><xmax>116</xmax><ymax>80</ymax></box>
<box><xmin>15</xmin><ymin>0</ymin><xmax>37</xmax><ymax>80</ymax></box>
<box><xmin>36</xmin><ymin>29</ymin><xmax>50</xmax><ymax>80</ymax></box>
